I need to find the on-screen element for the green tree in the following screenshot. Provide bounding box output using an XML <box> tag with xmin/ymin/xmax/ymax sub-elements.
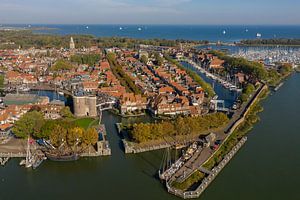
<box><xmin>67</xmin><ymin>127</ymin><xmax>84</xmax><ymax>147</ymax></box>
<box><xmin>278</xmin><ymin>63</ymin><xmax>293</xmax><ymax>76</ymax></box>
<box><xmin>131</xmin><ymin>123</ymin><xmax>152</xmax><ymax>143</ymax></box>
<box><xmin>83</xmin><ymin>128</ymin><xmax>98</xmax><ymax>145</ymax></box>
<box><xmin>51</xmin><ymin>59</ymin><xmax>74</xmax><ymax>71</ymax></box>
<box><xmin>50</xmin><ymin>125</ymin><xmax>67</xmax><ymax>147</ymax></box>
<box><xmin>140</xmin><ymin>55</ymin><xmax>148</xmax><ymax>65</ymax></box>
<box><xmin>154</xmin><ymin>52</ymin><xmax>163</xmax><ymax>66</ymax></box>
<box><xmin>244</xmin><ymin>84</ymin><xmax>255</xmax><ymax>95</ymax></box>
<box><xmin>175</xmin><ymin>117</ymin><xmax>188</xmax><ymax>136</ymax></box>
<box><xmin>70</xmin><ymin>54</ymin><xmax>101</xmax><ymax>66</ymax></box>
<box><xmin>59</xmin><ymin>106</ymin><xmax>74</xmax><ymax>119</ymax></box>
<box><xmin>12</xmin><ymin>111</ymin><xmax>45</xmax><ymax>138</ymax></box>
<box><xmin>83</xmin><ymin>128</ymin><xmax>99</xmax><ymax>154</ymax></box>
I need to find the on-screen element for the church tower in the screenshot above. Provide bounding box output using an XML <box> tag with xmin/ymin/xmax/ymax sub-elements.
<box><xmin>70</xmin><ymin>37</ymin><xmax>75</xmax><ymax>50</ymax></box>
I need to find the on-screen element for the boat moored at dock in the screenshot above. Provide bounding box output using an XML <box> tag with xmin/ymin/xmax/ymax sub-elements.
<box><xmin>45</xmin><ymin>152</ymin><xmax>80</xmax><ymax>162</ymax></box>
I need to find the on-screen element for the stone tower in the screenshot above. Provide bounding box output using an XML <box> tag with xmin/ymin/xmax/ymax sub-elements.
<box><xmin>70</xmin><ymin>37</ymin><xmax>75</xmax><ymax>50</ymax></box>
<box><xmin>73</xmin><ymin>96</ymin><xmax>97</xmax><ymax>117</ymax></box>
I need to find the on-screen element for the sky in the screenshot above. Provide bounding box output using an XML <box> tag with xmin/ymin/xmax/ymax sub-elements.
<box><xmin>0</xmin><ymin>0</ymin><xmax>299</xmax><ymax>25</ymax></box>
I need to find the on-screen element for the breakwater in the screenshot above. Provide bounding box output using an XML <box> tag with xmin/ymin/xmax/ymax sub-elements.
<box><xmin>164</xmin><ymin>84</ymin><xmax>268</xmax><ymax>199</ymax></box>
<box><xmin>122</xmin><ymin>139</ymin><xmax>171</xmax><ymax>154</ymax></box>
<box><xmin>166</xmin><ymin>137</ymin><xmax>248</xmax><ymax>199</ymax></box>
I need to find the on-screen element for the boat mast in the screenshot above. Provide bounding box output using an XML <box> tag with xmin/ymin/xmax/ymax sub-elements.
<box><xmin>25</xmin><ymin>137</ymin><xmax>31</xmax><ymax>166</ymax></box>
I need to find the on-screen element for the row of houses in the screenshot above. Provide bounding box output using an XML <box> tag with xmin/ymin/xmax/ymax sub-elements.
<box><xmin>112</xmin><ymin>49</ymin><xmax>206</xmax><ymax>116</ymax></box>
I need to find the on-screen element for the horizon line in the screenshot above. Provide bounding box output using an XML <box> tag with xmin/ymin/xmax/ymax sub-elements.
<box><xmin>1</xmin><ymin>23</ymin><xmax>300</xmax><ymax>26</ymax></box>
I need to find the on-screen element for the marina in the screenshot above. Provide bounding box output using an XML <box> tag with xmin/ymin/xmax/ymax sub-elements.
<box><xmin>180</xmin><ymin>58</ymin><xmax>242</xmax><ymax>93</ymax></box>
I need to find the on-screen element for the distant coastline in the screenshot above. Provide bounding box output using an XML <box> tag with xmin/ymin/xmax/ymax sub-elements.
<box><xmin>2</xmin><ymin>24</ymin><xmax>298</xmax><ymax>42</ymax></box>
<box><xmin>0</xmin><ymin>26</ymin><xmax>58</xmax><ymax>31</ymax></box>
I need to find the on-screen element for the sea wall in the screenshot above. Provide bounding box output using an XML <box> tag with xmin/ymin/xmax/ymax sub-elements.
<box><xmin>166</xmin><ymin>137</ymin><xmax>248</xmax><ymax>199</ymax></box>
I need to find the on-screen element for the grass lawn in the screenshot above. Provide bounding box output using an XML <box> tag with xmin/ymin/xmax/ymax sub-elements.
<box><xmin>171</xmin><ymin>170</ymin><xmax>205</xmax><ymax>191</ymax></box>
<box><xmin>74</xmin><ymin>118</ymin><xmax>97</xmax><ymax>130</ymax></box>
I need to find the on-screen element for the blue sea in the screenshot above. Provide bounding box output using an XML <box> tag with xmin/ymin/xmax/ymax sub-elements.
<box><xmin>3</xmin><ymin>24</ymin><xmax>300</xmax><ymax>42</ymax></box>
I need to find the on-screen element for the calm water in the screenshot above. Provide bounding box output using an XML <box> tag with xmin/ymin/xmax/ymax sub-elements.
<box><xmin>5</xmin><ymin>24</ymin><xmax>300</xmax><ymax>42</ymax></box>
<box><xmin>30</xmin><ymin>90</ymin><xmax>66</xmax><ymax>102</ymax></box>
<box><xmin>1</xmin><ymin>73</ymin><xmax>300</xmax><ymax>200</ymax></box>
<box><xmin>181</xmin><ymin>61</ymin><xmax>239</xmax><ymax>108</ymax></box>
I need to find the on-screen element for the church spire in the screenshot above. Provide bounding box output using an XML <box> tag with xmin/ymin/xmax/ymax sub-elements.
<box><xmin>70</xmin><ymin>37</ymin><xmax>75</xmax><ymax>50</ymax></box>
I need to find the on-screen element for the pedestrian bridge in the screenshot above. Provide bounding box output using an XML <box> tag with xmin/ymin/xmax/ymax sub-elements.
<box><xmin>96</xmin><ymin>101</ymin><xmax>116</xmax><ymax>111</ymax></box>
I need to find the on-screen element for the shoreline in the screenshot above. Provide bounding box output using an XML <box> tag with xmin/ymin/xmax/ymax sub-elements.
<box><xmin>162</xmin><ymin>83</ymin><xmax>269</xmax><ymax>199</ymax></box>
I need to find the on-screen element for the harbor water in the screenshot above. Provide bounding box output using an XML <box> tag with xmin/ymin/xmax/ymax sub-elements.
<box><xmin>1</xmin><ymin>73</ymin><xmax>300</xmax><ymax>200</ymax></box>
<box><xmin>181</xmin><ymin>61</ymin><xmax>239</xmax><ymax>108</ymax></box>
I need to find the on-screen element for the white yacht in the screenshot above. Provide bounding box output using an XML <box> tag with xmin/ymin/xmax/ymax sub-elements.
<box><xmin>256</xmin><ymin>33</ymin><xmax>262</xmax><ymax>38</ymax></box>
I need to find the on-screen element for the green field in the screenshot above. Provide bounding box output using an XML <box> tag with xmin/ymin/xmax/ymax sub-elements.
<box><xmin>171</xmin><ymin>170</ymin><xmax>205</xmax><ymax>191</ymax></box>
<box><xmin>74</xmin><ymin>118</ymin><xmax>98</xmax><ymax>129</ymax></box>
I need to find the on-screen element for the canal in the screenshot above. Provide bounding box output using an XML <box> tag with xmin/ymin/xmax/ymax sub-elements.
<box><xmin>181</xmin><ymin>61</ymin><xmax>239</xmax><ymax>108</ymax></box>
<box><xmin>0</xmin><ymin>74</ymin><xmax>300</xmax><ymax>200</ymax></box>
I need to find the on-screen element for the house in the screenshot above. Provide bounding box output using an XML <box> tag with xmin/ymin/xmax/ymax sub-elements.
<box><xmin>235</xmin><ymin>73</ymin><xmax>246</xmax><ymax>84</ymax></box>
<box><xmin>149</xmin><ymin>94</ymin><xmax>191</xmax><ymax>116</ymax></box>
<box><xmin>210</xmin><ymin>58</ymin><xmax>225</xmax><ymax>70</ymax></box>
<box><xmin>119</xmin><ymin>93</ymin><xmax>148</xmax><ymax>115</ymax></box>
<box><xmin>0</xmin><ymin>123</ymin><xmax>13</xmax><ymax>137</ymax></box>
<box><xmin>159</xmin><ymin>86</ymin><xmax>174</xmax><ymax>95</ymax></box>
<box><xmin>40</xmin><ymin>104</ymin><xmax>64</xmax><ymax>119</ymax></box>
<box><xmin>5</xmin><ymin>71</ymin><xmax>22</xmax><ymax>84</ymax></box>
<box><xmin>82</xmin><ymin>81</ymin><xmax>99</xmax><ymax>92</ymax></box>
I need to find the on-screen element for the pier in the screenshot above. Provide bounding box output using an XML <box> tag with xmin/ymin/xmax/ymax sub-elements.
<box><xmin>166</xmin><ymin>137</ymin><xmax>248</xmax><ymax>199</ymax></box>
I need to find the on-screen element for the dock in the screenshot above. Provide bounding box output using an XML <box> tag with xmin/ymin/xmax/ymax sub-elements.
<box><xmin>161</xmin><ymin>84</ymin><xmax>268</xmax><ymax>199</ymax></box>
<box><xmin>166</xmin><ymin>137</ymin><xmax>248</xmax><ymax>199</ymax></box>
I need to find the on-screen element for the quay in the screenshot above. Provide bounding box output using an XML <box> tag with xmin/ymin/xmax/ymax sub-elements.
<box><xmin>166</xmin><ymin>137</ymin><xmax>248</xmax><ymax>199</ymax></box>
<box><xmin>161</xmin><ymin>83</ymin><xmax>268</xmax><ymax>199</ymax></box>
<box><xmin>0</xmin><ymin>124</ymin><xmax>112</xmax><ymax>168</ymax></box>
<box><xmin>122</xmin><ymin>139</ymin><xmax>172</xmax><ymax>154</ymax></box>
<box><xmin>0</xmin><ymin>152</ymin><xmax>26</xmax><ymax>166</ymax></box>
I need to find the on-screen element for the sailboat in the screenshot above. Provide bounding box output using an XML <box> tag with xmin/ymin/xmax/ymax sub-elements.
<box><xmin>256</xmin><ymin>33</ymin><xmax>262</xmax><ymax>38</ymax></box>
<box><xmin>159</xmin><ymin>142</ymin><xmax>200</xmax><ymax>181</ymax></box>
<box><xmin>222</xmin><ymin>30</ymin><xmax>226</xmax><ymax>35</ymax></box>
<box><xmin>44</xmin><ymin>139</ymin><xmax>80</xmax><ymax>162</ymax></box>
<box><xmin>19</xmin><ymin>137</ymin><xmax>33</xmax><ymax>168</ymax></box>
